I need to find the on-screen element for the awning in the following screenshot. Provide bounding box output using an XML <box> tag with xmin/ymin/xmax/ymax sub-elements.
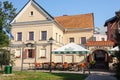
<box><xmin>109</xmin><ymin>46</ymin><xmax>119</xmax><ymax>54</ymax></box>
<box><xmin>52</xmin><ymin>42</ymin><xmax>90</xmax><ymax>54</ymax></box>
<box><xmin>110</xmin><ymin>46</ymin><xmax>119</xmax><ymax>51</ymax></box>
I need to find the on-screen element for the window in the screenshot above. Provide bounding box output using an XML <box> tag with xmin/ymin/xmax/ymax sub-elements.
<box><xmin>81</xmin><ymin>37</ymin><xmax>86</xmax><ymax>44</ymax></box>
<box><xmin>101</xmin><ymin>38</ymin><xmax>105</xmax><ymax>41</ymax></box>
<box><xmin>28</xmin><ymin>49</ymin><xmax>34</xmax><ymax>58</ymax></box>
<box><xmin>29</xmin><ymin>32</ymin><xmax>34</xmax><ymax>40</ymax></box>
<box><xmin>62</xmin><ymin>37</ymin><xmax>63</xmax><ymax>43</ymax></box>
<box><xmin>30</xmin><ymin>11</ymin><xmax>33</xmax><ymax>16</ymax></box>
<box><xmin>17</xmin><ymin>32</ymin><xmax>22</xmax><ymax>41</ymax></box>
<box><xmin>41</xmin><ymin>31</ymin><xmax>47</xmax><ymax>40</ymax></box>
<box><xmin>56</xmin><ymin>33</ymin><xmax>58</xmax><ymax>42</ymax></box>
<box><xmin>15</xmin><ymin>49</ymin><xmax>21</xmax><ymax>58</ymax></box>
<box><xmin>69</xmin><ymin>37</ymin><xmax>74</xmax><ymax>43</ymax></box>
<box><xmin>59</xmin><ymin>35</ymin><xmax>61</xmax><ymax>43</ymax></box>
<box><xmin>39</xmin><ymin>49</ymin><xmax>46</xmax><ymax>58</ymax></box>
<box><xmin>93</xmin><ymin>37</ymin><xmax>96</xmax><ymax>41</ymax></box>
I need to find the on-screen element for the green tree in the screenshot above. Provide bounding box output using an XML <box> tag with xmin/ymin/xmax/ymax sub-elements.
<box><xmin>0</xmin><ymin>1</ymin><xmax>16</xmax><ymax>47</ymax></box>
<box><xmin>0</xmin><ymin>1</ymin><xmax>16</xmax><ymax>73</ymax></box>
<box><xmin>115</xmin><ymin>30</ymin><xmax>120</xmax><ymax>80</ymax></box>
<box><xmin>0</xmin><ymin>31</ymin><xmax>9</xmax><ymax>47</ymax></box>
<box><xmin>0</xmin><ymin>49</ymin><xmax>10</xmax><ymax>65</ymax></box>
<box><xmin>0</xmin><ymin>49</ymin><xmax>10</xmax><ymax>72</ymax></box>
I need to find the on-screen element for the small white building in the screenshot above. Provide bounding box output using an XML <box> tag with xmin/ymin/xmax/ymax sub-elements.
<box><xmin>93</xmin><ymin>27</ymin><xmax>107</xmax><ymax>41</ymax></box>
<box><xmin>93</xmin><ymin>33</ymin><xmax>107</xmax><ymax>41</ymax></box>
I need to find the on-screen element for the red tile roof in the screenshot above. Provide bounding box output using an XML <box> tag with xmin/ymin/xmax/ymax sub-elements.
<box><xmin>85</xmin><ymin>41</ymin><xmax>114</xmax><ymax>46</ymax></box>
<box><xmin>55</xmin><ymin>13</ymin><xmax>94</xmax><ymax>29</ymax></box>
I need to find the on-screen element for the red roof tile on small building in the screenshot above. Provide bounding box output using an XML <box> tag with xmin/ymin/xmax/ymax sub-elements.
<box><xmin>85</xmin><ymin>41</ymin><xmax>114</xmax><ymax>46</ymax></box>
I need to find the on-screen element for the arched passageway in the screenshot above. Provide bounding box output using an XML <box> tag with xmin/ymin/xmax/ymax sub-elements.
<box><xmin>92</xmin><ymin>49</ymin><xmax>109</xmax><ymax>69</ymax></box>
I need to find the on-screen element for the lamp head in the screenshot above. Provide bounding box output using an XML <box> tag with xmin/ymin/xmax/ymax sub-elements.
<box><xmin>49</xmin><ymin>37</ymin><xmax>54</xmax><ymax>44</ymax></box>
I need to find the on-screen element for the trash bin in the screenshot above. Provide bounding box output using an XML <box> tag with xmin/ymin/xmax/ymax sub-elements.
<box><xmin>10</xmin><ymin>66</ymin><xmax>12</xmax><ymax>73</ymax></box>
<box><xmin>4</xmin><ymin>66</ymin><xmax>12</xmax><ymax>74</ymax></box>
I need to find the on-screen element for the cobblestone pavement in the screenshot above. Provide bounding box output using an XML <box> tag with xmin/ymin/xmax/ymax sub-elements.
<box><xmin>85</xmin><ymin>71</ymin><xmax>117</xmax><ymax>80</ymax></box>
<box><xmin>39</xmin><ymin>69</ymin><xmax>117</xmax><ymax>80</ymax></box>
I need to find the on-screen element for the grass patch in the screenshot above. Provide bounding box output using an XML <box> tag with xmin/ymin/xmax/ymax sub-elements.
<box><xmin>0</xmin><ymin>71</ymin><xmax>87</xmax><ymax>80</ymax></box>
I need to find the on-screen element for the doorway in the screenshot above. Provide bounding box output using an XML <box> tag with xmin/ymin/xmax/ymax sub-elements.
<box><xmin>92</xmin><ymin>49</ymin><xmax>108</xmax><ymax>69</ymax></box>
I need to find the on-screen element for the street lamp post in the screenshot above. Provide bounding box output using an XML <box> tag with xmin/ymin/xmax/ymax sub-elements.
<box><xmin>88</xmin><ymin>53</ymin><xmax>91</xmax><ymax>74</ymax></box>
<box><xmin>34</xmin><ymin>42</ymin><xmax>37</xmax><ymax>72</ymax></box>
<box><xmin>21</xmin><ymin>42</ymin><xmax>24</xmax><ymax>71</ymax></box>
<box><xmin>88</xmin><ymin>63</ymin><xmax>91</xmax><ymax>74</ymax></box>
<box><xmin>49</xmin><ymin>37</ymin><xmax>54</xmax><ymax>73</ymax></box>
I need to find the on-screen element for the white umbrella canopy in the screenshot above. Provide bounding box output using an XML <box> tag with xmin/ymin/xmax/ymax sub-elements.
<box><xmin>52</xmin><ymin>42</ymin><xmax>90</xmax><ymax>54</ymax></box>
<box><xmin>110</xmin><ymin>46</ymin><xmax>119</xmax><ymax>51</ymax></box>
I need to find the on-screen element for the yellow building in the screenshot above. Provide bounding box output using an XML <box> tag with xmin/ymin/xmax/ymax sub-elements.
<box><xmin>10</xmin><ymin>0</ymin><xmax>94</xmax><ymax>69</ymax></box>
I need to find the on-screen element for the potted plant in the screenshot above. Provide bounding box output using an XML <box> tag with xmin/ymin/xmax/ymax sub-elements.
<box><xmin>90</xmin><ymin>60</ymin><xmax>96</xmax><ymax>69</ymax></box>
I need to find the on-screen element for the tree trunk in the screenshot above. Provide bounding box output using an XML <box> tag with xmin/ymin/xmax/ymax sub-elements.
<box><xmin>1</xmin><ymin>65</ymin><xmax>5</xmax><ymax>74</ymax></box>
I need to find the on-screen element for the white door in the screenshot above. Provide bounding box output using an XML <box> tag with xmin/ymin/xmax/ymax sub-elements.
<box><xmin>65</xmin><ymin>55</ymin><xmax>73</xmax><ymax>63</ymax></box>
<box><xmin>55</xmin><ymin>55</ymin><xmax>63</xmax><ymax>63</ymax></box>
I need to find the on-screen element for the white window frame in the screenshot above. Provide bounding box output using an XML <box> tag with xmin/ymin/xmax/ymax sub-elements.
<box><xmin>15</xmin><ymin>49</ymin><xmax>22</xmax><ymax>58</ymax></box>
<box><xmin>39</xmin><ymin>49</ymin><xmax>46</xmax><ymax>58</ymax></box>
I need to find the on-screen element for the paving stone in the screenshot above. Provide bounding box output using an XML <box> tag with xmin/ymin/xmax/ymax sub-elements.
<box><xmin>85</xmin><ymin>72</ymin><xmax>117</xmax><ymax>80</ymax></box>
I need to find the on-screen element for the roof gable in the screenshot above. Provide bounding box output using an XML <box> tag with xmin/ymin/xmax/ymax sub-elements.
<box><xmin>104</xmin><ymin>16</ymin><xmax>117</xmax><ymax>26</ymax></box>
<box><xmin>11</xmin><ymin>0</ymin><xmax>53</xmax><ymax>23</ymax></box>
<box><xmin>55</xmin><ymin>13</ymin><xmax>94</xmax><ymax>29</ymax></box>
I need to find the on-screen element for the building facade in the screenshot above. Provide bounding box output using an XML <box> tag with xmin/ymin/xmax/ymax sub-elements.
<box><xmin>10</xmin><ymin>0</ymin><xmax>94</xmax><ymax>68</ymax></box>
<box><xmin>104</xmin><ymin>10</ymin><xmax>120</xmax><ymax>46</ymax></box>
<box><xmin>93</xmin><ymin>33</ymin><xmax>107</xmax><ymax>41</ymax></box>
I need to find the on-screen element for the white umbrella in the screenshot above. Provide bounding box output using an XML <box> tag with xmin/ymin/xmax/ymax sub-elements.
<box><xmin>110</xmin><ymin>46</ymin><xmax>119</xmax><ymax>51</ymax></box>
<box><xmin>53</xmin><ymin>42</ymin><xmax>90</xmax><ymax>54</ymax></box>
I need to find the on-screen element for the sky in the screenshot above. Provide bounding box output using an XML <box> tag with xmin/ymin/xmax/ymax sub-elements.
<box><xmin>8</xmin><ymin>0</ymin><xmax>120</xmax><ymax>28</ymax></box>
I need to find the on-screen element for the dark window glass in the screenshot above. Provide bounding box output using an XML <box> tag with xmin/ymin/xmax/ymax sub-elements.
<box><xmin>93</xmin><ymin>37</ymin><xmax>96</xmax><ymax>41</ymax></box>
<box><xmin>28</xmin><ymin>49</ymin><xmax>32</xmax><ymax>58</ymax></box>
<box><xmin>31</xmin><ymin>11</ymin><xmax>33</xmax><ymax>16</ymax></box>
<box><xmin>101</xmin><ymin>38</ymin><xmax>105</xmax><ymax>41</ymax></box>
<box><xmin>41</xmin><ymin>31</ymin><xmax>47</xmax><ymax>40</ymax></box>
<box><xmin>29</xmin><ymin>32</ymin><xmax>34</xmax><ymax>40</ymax></box>
<box><xmin>59</xmin><ymin>35</ymin><xmax>61</xmax><ymax>42</ymax></box>
<box><xmin>56</xmin><ymin>33</ymin><xmax>58</xmax><ymax>41</ymax></box>
<box><xmin>17</xmin><ymin>32</ymin><xmax>22</xmax><ymax>41</ymax></box>
<box><xmin>69</xmin><ymin>37</ymin><xmax>74</xmax><ymax>42</ymax></box>
<box><xmin>81</xmin><ymin>37</ymin><xmax>86</xmax><ymax>44</ymax></box>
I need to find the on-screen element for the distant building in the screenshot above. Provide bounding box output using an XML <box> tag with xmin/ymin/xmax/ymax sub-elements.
<box><xmin>93</xmin><ymin>30</ymin><xmax>107</xmax><ymax>41</ymax></box>
<box><xmin>104</xmin><ymin>10</ymin><xmax>120</xmax><ymax>46</ymax></box>
<box><xmin>103</xmin><ymin>11</ymin><xmax>120</xmax><ymax>70</ymax></box>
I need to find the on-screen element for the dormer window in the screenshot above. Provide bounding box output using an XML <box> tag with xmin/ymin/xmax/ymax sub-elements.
<box><xmin>29</xmin><ymin>11</ymin><xmax>33</xmax><ymax>16</ymax></box>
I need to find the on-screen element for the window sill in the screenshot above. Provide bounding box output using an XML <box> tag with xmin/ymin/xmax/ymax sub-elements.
<box><xmin>39</xmin><ymin>39</ymin><xmax>47</xmax><ymax>41</ymax></box>
<box><xmin>25</xmin><ymin>58</ymin><xmax>35</xmax><ymax>59</ymax></box>
<box><xmin>40</xmin><ymin>57</ymin><xmax>46</xmax><ymax>59</ymax></box>
<box><xmin>26</xmin><ymin>40</ymin><xmax>34</xmax><ymax>41</ymax></box>
<box><xmin>16</xmin><ymin>56</ymin><xmax>21</xmax><ymax>58</ymax></box>
<box><xmin>15</xmin><ymin>40</ymin><xmax>22</xmax><ymax>42</ymax></box>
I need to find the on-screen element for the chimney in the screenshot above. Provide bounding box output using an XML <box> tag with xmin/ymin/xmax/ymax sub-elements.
<box><xmin>63</xmin><ymin>14</ymin><xmax>68</xmax><ymax>16</ymax></box>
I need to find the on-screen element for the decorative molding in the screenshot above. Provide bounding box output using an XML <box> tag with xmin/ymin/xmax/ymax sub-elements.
<box><xmin>12</xmin><ymin>20</ymin><xmax>54</xmax><ymax>26</ymax></box>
